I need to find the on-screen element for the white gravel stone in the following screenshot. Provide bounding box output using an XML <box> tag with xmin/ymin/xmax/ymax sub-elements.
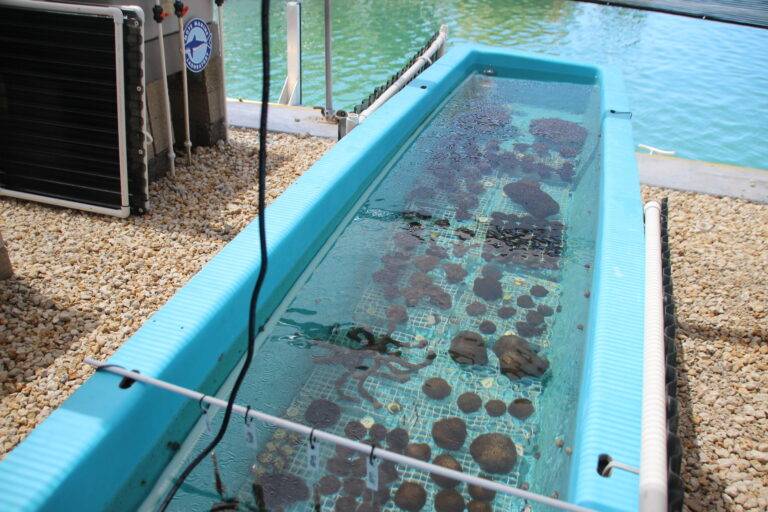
<box><xmin>643</xmin><ymin>186</ymin><xmax>768</xmax><ymax>512</ymax></box>
<box><xmin>0</xmin><ymin>129</ymin><xmax>333</xmax><ymax>457</ymax></box>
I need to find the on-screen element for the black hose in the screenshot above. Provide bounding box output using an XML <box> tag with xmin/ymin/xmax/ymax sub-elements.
<box><xmin>157</xmin><ymin>0</ymin><xmax>270</xmax><ymax>509</ymax></box>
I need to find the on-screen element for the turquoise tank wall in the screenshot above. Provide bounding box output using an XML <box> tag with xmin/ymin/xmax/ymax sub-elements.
<box><xmin>531</xmin><ymin>82</ymin><xmax>603</xmax><ymax>500</ymax></box>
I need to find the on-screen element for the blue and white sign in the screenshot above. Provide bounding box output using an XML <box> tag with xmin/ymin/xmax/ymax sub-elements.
<box><xmin>183</xmin><ymin>18</ymin><xmax>212</xmax><ymax>73</ymax></box>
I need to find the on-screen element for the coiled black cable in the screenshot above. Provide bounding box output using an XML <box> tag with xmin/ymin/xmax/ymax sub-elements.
<box><xmin>158</xmin><ymin>0</ymin><xmax>270</xmax><ymax>509</ymax></box>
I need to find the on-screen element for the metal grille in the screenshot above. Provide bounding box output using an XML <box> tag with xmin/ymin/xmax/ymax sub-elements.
<box><xmin>0</xmin><ymin>1</ymin><xmax>147</xmax><ymax>216</ymax></box>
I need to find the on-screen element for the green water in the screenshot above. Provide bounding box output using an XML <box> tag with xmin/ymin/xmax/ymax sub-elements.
<box><xmin>223</xmin><ymin>0</ymin><xmax>768</xmax><ymax>170</ymax></box>
<box><xmin>157</xmin><ymin>68</ymin><xmax>600</xmax><ymax>511</ymax></box>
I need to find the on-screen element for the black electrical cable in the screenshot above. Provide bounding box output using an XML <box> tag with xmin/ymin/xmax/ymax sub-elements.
<box><xmin>157</xmin><ymin>0</ymin><xmax>269</xmax><ymax>509</ymax></box>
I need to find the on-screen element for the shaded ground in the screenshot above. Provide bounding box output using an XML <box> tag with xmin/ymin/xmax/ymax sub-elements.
<box><xmin>643</xmin><ymin>186</ymin><xmax>768</xmax><ymax>512</ymax></box>
<box><xmin>0</xmin><ymin>129</ymin><xmax>333</xmax><ymax>456</ymax></box>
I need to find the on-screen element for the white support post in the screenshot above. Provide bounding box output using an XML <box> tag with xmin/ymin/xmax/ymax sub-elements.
<box><xmin>323</xmin><ymin>0</ymin><xmax>333</xmax><ymax>118</ymax></box>
<box><xmin>640</xmin><ymin>201</ymin><xmax>669</xmax><ymax>511</ymax></box>
<box><xmin>278</xmin><ymin>1</ymin><xmax>302</xmax><ymax>105</ymax></box>
<box><xmin>216</xmin><ymin>0</ymin><xmax>229</xmax><ymax>141</ymax></box>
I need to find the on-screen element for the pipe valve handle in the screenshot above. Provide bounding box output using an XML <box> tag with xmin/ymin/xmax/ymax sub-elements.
<box><xmin>152</xmin><ymin>4</ymin><xmax>168</xmax><ymax>23</ymax></box>
<box><xmin>173</xmin><ymin>1</ymin><xmax>188</xmax><ymax>17</ymax></box>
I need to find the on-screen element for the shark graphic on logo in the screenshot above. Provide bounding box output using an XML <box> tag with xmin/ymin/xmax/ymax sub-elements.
<box><xmin>185</xmin><ymin>34</ymin><xmax>207</xmax><ymax>57</ymax></box>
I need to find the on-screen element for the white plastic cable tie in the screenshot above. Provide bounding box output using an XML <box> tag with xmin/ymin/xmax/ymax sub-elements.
<box><xmin>244</xmin><ymin>405</ymin><xmax>257</xmax><ymax>449</ymax></box>
<box><xmin>307</xmin><ymin>429</ymin><xmax>320</xmax><ymax>472</ymax></box>
<box><xmin>365</xmin><ymin>446</ymin><xmax>380</xmax><ymax>491</ymax></box>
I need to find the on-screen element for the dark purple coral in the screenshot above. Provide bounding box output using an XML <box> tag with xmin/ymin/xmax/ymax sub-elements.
<box><xmin>466</xmin><ymin>301</ymin><xmax>487</xmax><ymax>317</ymax></box>
<box><xmin>304</xmin><ymin>399</ymin><xmax>341</xmax><ymax>429</ymax></box>
<box><xmin>492</xmin><ymin>334</ymin><xmax>549</xmax><ymax>380</ymax></box>
<box><xmin>426</xmin><ymin>241</ymin><xmax>449</xmax><ymax>259</ymax></box>
<box><xmin>453</xmin><ymin>242</ymin><xmax>470</xmax><ymax>258</ymax></box>
<box><xmin>414</xmin><ymin>254</ymin><xmax>440</xmax><ymax>272</ymax></box>
<box><xmin>529</xmin><ymin>117</ymin><xmax>588</xmax><ymax>157</ymax></box>
<box><xmin>443</xmin><ymin>262</ymin><xmax>467</xmax><ymax>284</ymax></box>
<box><xmin>503</xmin><ymin>180</ymin><xmax>560</xmax><ymax>219</ymax></box>
<box><xmin>454</xmin><ymin>105</ymin><xmax>510</xmax><ymax>133</ymax></box>
<box><xmin>473</xmin><ymin>276</ymin><xmax>503</xmax><ymax>302</ymax></box>
<box><xmin>449</xmin><ymin>331</ymin><xmax>488</xmax><ymax>365</ymax></box>
<box><xmin>393</xmin><ymin>231</ymin><xmax>423</xmax><ymax>252</ymax></box>
<box><xmin>483</xmin><ymin>211</ymin><xmax>564</xmax><ymax>270</ymax></box>
<box><xmin>386</xmin><ymin>304</ymin><xmax>408</xmax><ymax>330</ymax></box>
<box><xmin>313</xmin><ymin>337</ymin><xmax>436</xmax><ymax>408</ymax></box>
<box><xmin>255</xmin><ymin>473</ymin><xmax>310</xmax><ymax>510</ymax></box>
<box><xmin>402</xmin><ymin>272</ymin><xmax>453</xmax><ymax>309</ymax></box>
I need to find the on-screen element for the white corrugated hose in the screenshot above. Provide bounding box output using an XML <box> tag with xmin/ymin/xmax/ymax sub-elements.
<box><xmin>640</xmin><ymin>201</ymin><xmax>668</xmax><ymax>511</ymax></box>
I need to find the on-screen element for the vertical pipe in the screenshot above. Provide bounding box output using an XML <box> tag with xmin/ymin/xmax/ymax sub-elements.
<box><xmin>154</xmin><ymin>1</ymin><xmax>176</xmax><ymax>177</ymax></box>
<box><xmin>174</xmin><ymin>1</ymin><xmax>192</xmax><ymax>165</ymax></box>
<box><xmin>215</xmin><ymin>0</ymin><xmax>228</xmax><ymax>142</ymax></box>
<box><xmin>436</xmin><ymin>25</ymin><xmax>448</xmax><ymax>59</ymax></box>
<box><xmin>323</xmin><ymin>0</ymin><xmax>333</xmax><ymax>118</ymax></box>
<box><xmin>278</xmin><ymin>1</ymin><xmax>302</xmax><ymax>105</ymax></box>
<box><xmin>640</xmin><ymin>201</ymin><xmax>668</xmax><ymax>511</ymax></box>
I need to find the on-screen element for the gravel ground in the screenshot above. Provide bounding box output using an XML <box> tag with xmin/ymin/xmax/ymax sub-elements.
<box><xmin>642</xmin><ymin>186</ymin><xmax>768</xmax><ymax>512</ymax></box>
<box><xmin>0</xmin><ymin>128</ymin><xmax>333</xmax><ymax>457</ymax></box>
<box><xmin>0</xmin><ymin>142</ymin><xmax>765</xmax><ymax>512</ymax></box>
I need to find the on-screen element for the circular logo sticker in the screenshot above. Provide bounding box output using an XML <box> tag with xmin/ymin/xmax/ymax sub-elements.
<box><xmin>183</xmin><ymin>18</ymin><xmax>212</xmax><ymax>73</ymax></box>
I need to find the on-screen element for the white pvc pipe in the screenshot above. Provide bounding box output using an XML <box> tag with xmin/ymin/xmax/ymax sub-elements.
<box><xmin>640</xmin><ymin>201</ymin><xmax>668</xmax><ymax>511</ymax></box>
<box><xmin>638</xmin><ymin>144</ymin><xmax>675</xmax><ymax>156</ymax></box>
<box><xmin>216</xmin><ymin>2</ymin><xmax>228</xmax><ymax>142</ymax></box>
<box><xmin>0</xmin><ymin>184</ymin><xmax>131</xmax><ymax>218</ymax></box>
<box><xmin>359</xmin><ymin>25</ymin><xmax>447</xmax><ymax>122</ymax></box>
<box><xmin>156</xmin><ymin>0</ymin><xmax>177</xmax><ymax>177</ymax></box>
<box><xmin>177</xmin><ymin>11</ymin><xmax>192</xmax><ymax>165</ymax></box>
<box><xmin>85</xmin><ymin>358</ymin><xmax>594</xmax><ymax>512</ymax></box>
<box><xmin>323</xmin><ymin>0</ymin><xmax>333</xmax><ymax>118</ymax></box>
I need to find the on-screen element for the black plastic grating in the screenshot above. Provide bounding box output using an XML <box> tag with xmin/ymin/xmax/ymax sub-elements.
<box><xmin>0</xmin><ymin>4</ymin><xmax>147</xmax><ymax>214</ymax></box>
<box><xmin>351</xmin><ymin>29</ymin><xmax>441</xmax><ymax>115</ymax></box>
<box><xmin>660</xmin><ymin>198</ymin><xmax>684</xmax><ymax>512</ymax></box>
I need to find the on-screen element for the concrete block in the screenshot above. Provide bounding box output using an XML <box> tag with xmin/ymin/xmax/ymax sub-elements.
<box><xmin>168</xmin><ymin>54</ymin><xmax>226</xmax><ymax>149</ymax></box>
<box><xmin>0</xmin><ymin>231</ymin><xmax>12</xmax><ymax>280</ymax></box>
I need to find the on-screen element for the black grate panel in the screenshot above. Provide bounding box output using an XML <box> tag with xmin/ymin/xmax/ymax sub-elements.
<box><xmin>0</xmin><ymin>4</ymin><xmax>147</xmax><ymax>213</ymax></box>
<box><xmin>123</xmin><ymin>8</ymin><xmax>148</xmax><ymax>214</ymax></box>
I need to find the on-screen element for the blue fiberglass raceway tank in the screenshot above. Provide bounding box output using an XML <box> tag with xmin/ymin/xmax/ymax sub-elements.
<box><xmin>0</xmin><ymin>46</ymin><xmax>645</xmax><ymax>512</ymax></box>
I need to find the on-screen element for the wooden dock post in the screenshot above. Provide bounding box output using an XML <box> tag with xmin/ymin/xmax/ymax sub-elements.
<box><xmin>0</xmin><ymin>230</ymin><xmax>12</xmax><ymax>280</ymax></box>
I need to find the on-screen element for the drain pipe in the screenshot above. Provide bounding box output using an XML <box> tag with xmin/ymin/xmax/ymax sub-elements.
<box><xmin>152</xmin><ymin>1</ymin><xmax>176</xmax><ymax>177</ymax></box>
<box><xmin>640</xmin><ymin>201</ymin><xmax>668</xmax><ymax>511</ymax></box>
<box><xmin>638</xmin><ymin>144</ymin><xmax>675</xmax><ymax>156</ymax></box>
<box><xmin>85</xmin><ymin>358</ymin><xmax>595</xmax><ymax>512</ymax></box>
<box><xmin>322</xmin><ymin>0</ymin><xmax>333</xmax><ymax>119</ymax></box>
<box><xmin>214</xmin><ymin>0</ymin><xmax>228</xmax><ymax>142</ymax></box>
<box><xmin>174</xmin><ymin>0</ymin><xmax>193</xmax><ymax>165</ymax></box>
<box><xmin>358</xmin><ymin>24</ymin><xmax>448</xmax><ymax>123</ymax></box>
